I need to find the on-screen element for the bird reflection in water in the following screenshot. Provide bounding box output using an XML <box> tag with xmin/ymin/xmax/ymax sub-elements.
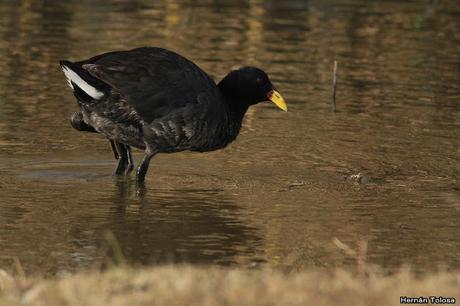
<box><xmin>106</xmin><ymin>181</ymin><xmax>264</xmax><ymax>267</ymax></box>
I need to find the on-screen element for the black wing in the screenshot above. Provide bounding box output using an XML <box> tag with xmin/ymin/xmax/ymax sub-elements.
<box><xmin>79</xmin><ymin>47</ymin><xmax>224</xmax><ymax>124</ymax></box>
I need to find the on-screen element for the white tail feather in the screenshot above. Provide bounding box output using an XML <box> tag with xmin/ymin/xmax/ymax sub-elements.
<box><xmin>61</xmin><ymin>65</ymin><xmax>104</xmax><ymax>100</ymax></box>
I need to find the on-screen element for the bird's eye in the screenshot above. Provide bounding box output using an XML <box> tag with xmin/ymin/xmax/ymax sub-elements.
<box><xmin>255</xmin><ymin>78</ymin><xmax>263</xmax><ymax>84</ymax></box>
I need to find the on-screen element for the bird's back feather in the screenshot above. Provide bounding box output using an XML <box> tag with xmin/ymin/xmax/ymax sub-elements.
<box><xmin>77</xmin><ymin>47</ymin><xmax>225</xmax><ymax>124</ymax></box>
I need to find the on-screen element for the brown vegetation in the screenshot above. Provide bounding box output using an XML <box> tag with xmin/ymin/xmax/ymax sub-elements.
<box><xmin>0</xmin><ymin>266</ymin><xmax>459</xmax><ymax>306</ymax></box>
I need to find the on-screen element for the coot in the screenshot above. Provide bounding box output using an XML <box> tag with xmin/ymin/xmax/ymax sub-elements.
<box><xmin>60</xmin><ymin>47</ymin><xmax>287</xmax><ymax>182</ymax></box>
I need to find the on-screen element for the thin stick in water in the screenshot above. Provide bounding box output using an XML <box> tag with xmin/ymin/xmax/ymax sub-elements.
<box><xmin>332</xmin><ymin>60</ymin><xmax>338</xmax><ymax>112</ymax></box>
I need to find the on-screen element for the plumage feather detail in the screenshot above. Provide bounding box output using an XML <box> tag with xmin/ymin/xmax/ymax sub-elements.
<box><xmin>60</xmin><ymin>64</ymin><xmax>104</xmax><ymax>100</ymax></box>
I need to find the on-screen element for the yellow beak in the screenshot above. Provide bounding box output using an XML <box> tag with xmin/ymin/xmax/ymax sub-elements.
<box><xmin>267</xmin><ymin>90</ymin><xmax>288</xmax><ymax>111</ymax></box>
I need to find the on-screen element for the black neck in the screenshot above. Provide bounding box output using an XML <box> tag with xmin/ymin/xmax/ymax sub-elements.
<box><xmin>217</xmin><ymin>77</ymin><xmax>250</xmax><ymax>118</ymax></box>
<box><xmin>217</xmin><ymin>84</ymin><xmax>249</xmax><ymax>143</ymax></box>
<box><xmin>223</xmin><ymin>96</ymin><xmax>248</xmax><ymax>142</ymax></box>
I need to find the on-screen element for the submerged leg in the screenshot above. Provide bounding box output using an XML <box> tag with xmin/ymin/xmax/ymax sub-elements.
<box><xmin>136</xmin><ymin>149</ymin><xmax>156</xmax><ymax>183</ymax></box>
<box><xmin>114</xmin><ymin>142</ymin><xmax>128</xmax><ymax>175</ymax></box>
<box><xmin>125</xmin><ymin>145</ymin><xmax>134</xmax><ymax>175</ymax></box>
<box><xmin>114</xmin><ymin>143</ymin><xmax>135</xmax><ymax>176</ymax></box>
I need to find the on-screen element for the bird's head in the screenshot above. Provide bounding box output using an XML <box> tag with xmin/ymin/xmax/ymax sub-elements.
<box><xmin>218</xmin><ymin>67</ymin><xmax>287</xmax><ymax>112</ymax></box>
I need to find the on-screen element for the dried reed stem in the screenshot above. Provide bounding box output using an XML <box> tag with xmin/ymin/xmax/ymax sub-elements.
<box><xmin>332</xmin><ymin>61</ymin><xmax>338</xmax><ymax>112</ymax></box>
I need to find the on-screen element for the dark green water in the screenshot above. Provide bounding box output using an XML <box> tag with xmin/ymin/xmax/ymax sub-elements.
<box><xmin>0</xmin><ymin>0</ymin><xmax>459</xmax><ymax>275</ymax></box>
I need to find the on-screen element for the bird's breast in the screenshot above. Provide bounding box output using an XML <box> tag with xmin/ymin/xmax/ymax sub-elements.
<box><xmin>143</xmin><ymin>115</ymin><xmax>238</xmax><ymax>153</ymax></box>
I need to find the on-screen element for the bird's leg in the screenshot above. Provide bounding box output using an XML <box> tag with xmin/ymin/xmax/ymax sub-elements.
<box><xmin>109</xmin><ymin>140</ymin><xmax>120</xmax><ymax>160</ymax></box>
<box><xmin>70</xmin><ymin>112</ymin><xmax>96</xmax><ymax>133</ymax></box>
<box><xmin>125</xmin><ymin>145</ymin><xmax>134</xmax><ymax>175</ymax></box>
<box><xmin>136</xmin><ymin>149</ymin><xmax>156</xmax><ymax>183</ymax></box>
<box><xmin>114</xmin><ymin>142</ymin><xmax>129</xmax><ymax>175</ymax></box>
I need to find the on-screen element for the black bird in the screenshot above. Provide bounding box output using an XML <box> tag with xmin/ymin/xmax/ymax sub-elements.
<box><xmin>60</xmin><ymin>47</ymin><xmax>287</xmax><ymax>183</ymax></box>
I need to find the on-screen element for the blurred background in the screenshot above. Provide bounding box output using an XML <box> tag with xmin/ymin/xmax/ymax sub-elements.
<box><xmin>0</xmin><ymin>0</ymin><xmax>459</xmax><ymax>276</ymax></box>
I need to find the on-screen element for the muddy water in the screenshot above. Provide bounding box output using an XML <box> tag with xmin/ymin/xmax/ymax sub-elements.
<box><xmin>0</xmin><ymin>0</ymin><xmax>459</xmax><ymax>275</ymax></box>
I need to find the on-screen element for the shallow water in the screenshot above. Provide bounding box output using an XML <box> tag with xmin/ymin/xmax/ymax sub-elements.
<box><xmin>0</xmin><ymin>0</ymin><xmax>459</xmax><ymax>275</ymax></box>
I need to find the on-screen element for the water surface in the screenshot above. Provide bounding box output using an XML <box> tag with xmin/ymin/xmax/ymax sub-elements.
<box><xmin>0</xmin><ymin>0</ymin><xmax>459</xmax><ymax>275</ymax></box>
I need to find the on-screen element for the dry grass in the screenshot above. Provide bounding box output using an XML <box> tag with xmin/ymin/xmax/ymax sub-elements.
<box><xmin>0</xmin><ymin>266</ymin><xmax>459</xmax><ymax>306</ymax></box>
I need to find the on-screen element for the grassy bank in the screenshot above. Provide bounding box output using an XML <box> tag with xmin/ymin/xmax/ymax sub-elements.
<box><xmin>0</xmin><ymin>266</ymin><xmax>459</xmax><ymax>306</ymax></box>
